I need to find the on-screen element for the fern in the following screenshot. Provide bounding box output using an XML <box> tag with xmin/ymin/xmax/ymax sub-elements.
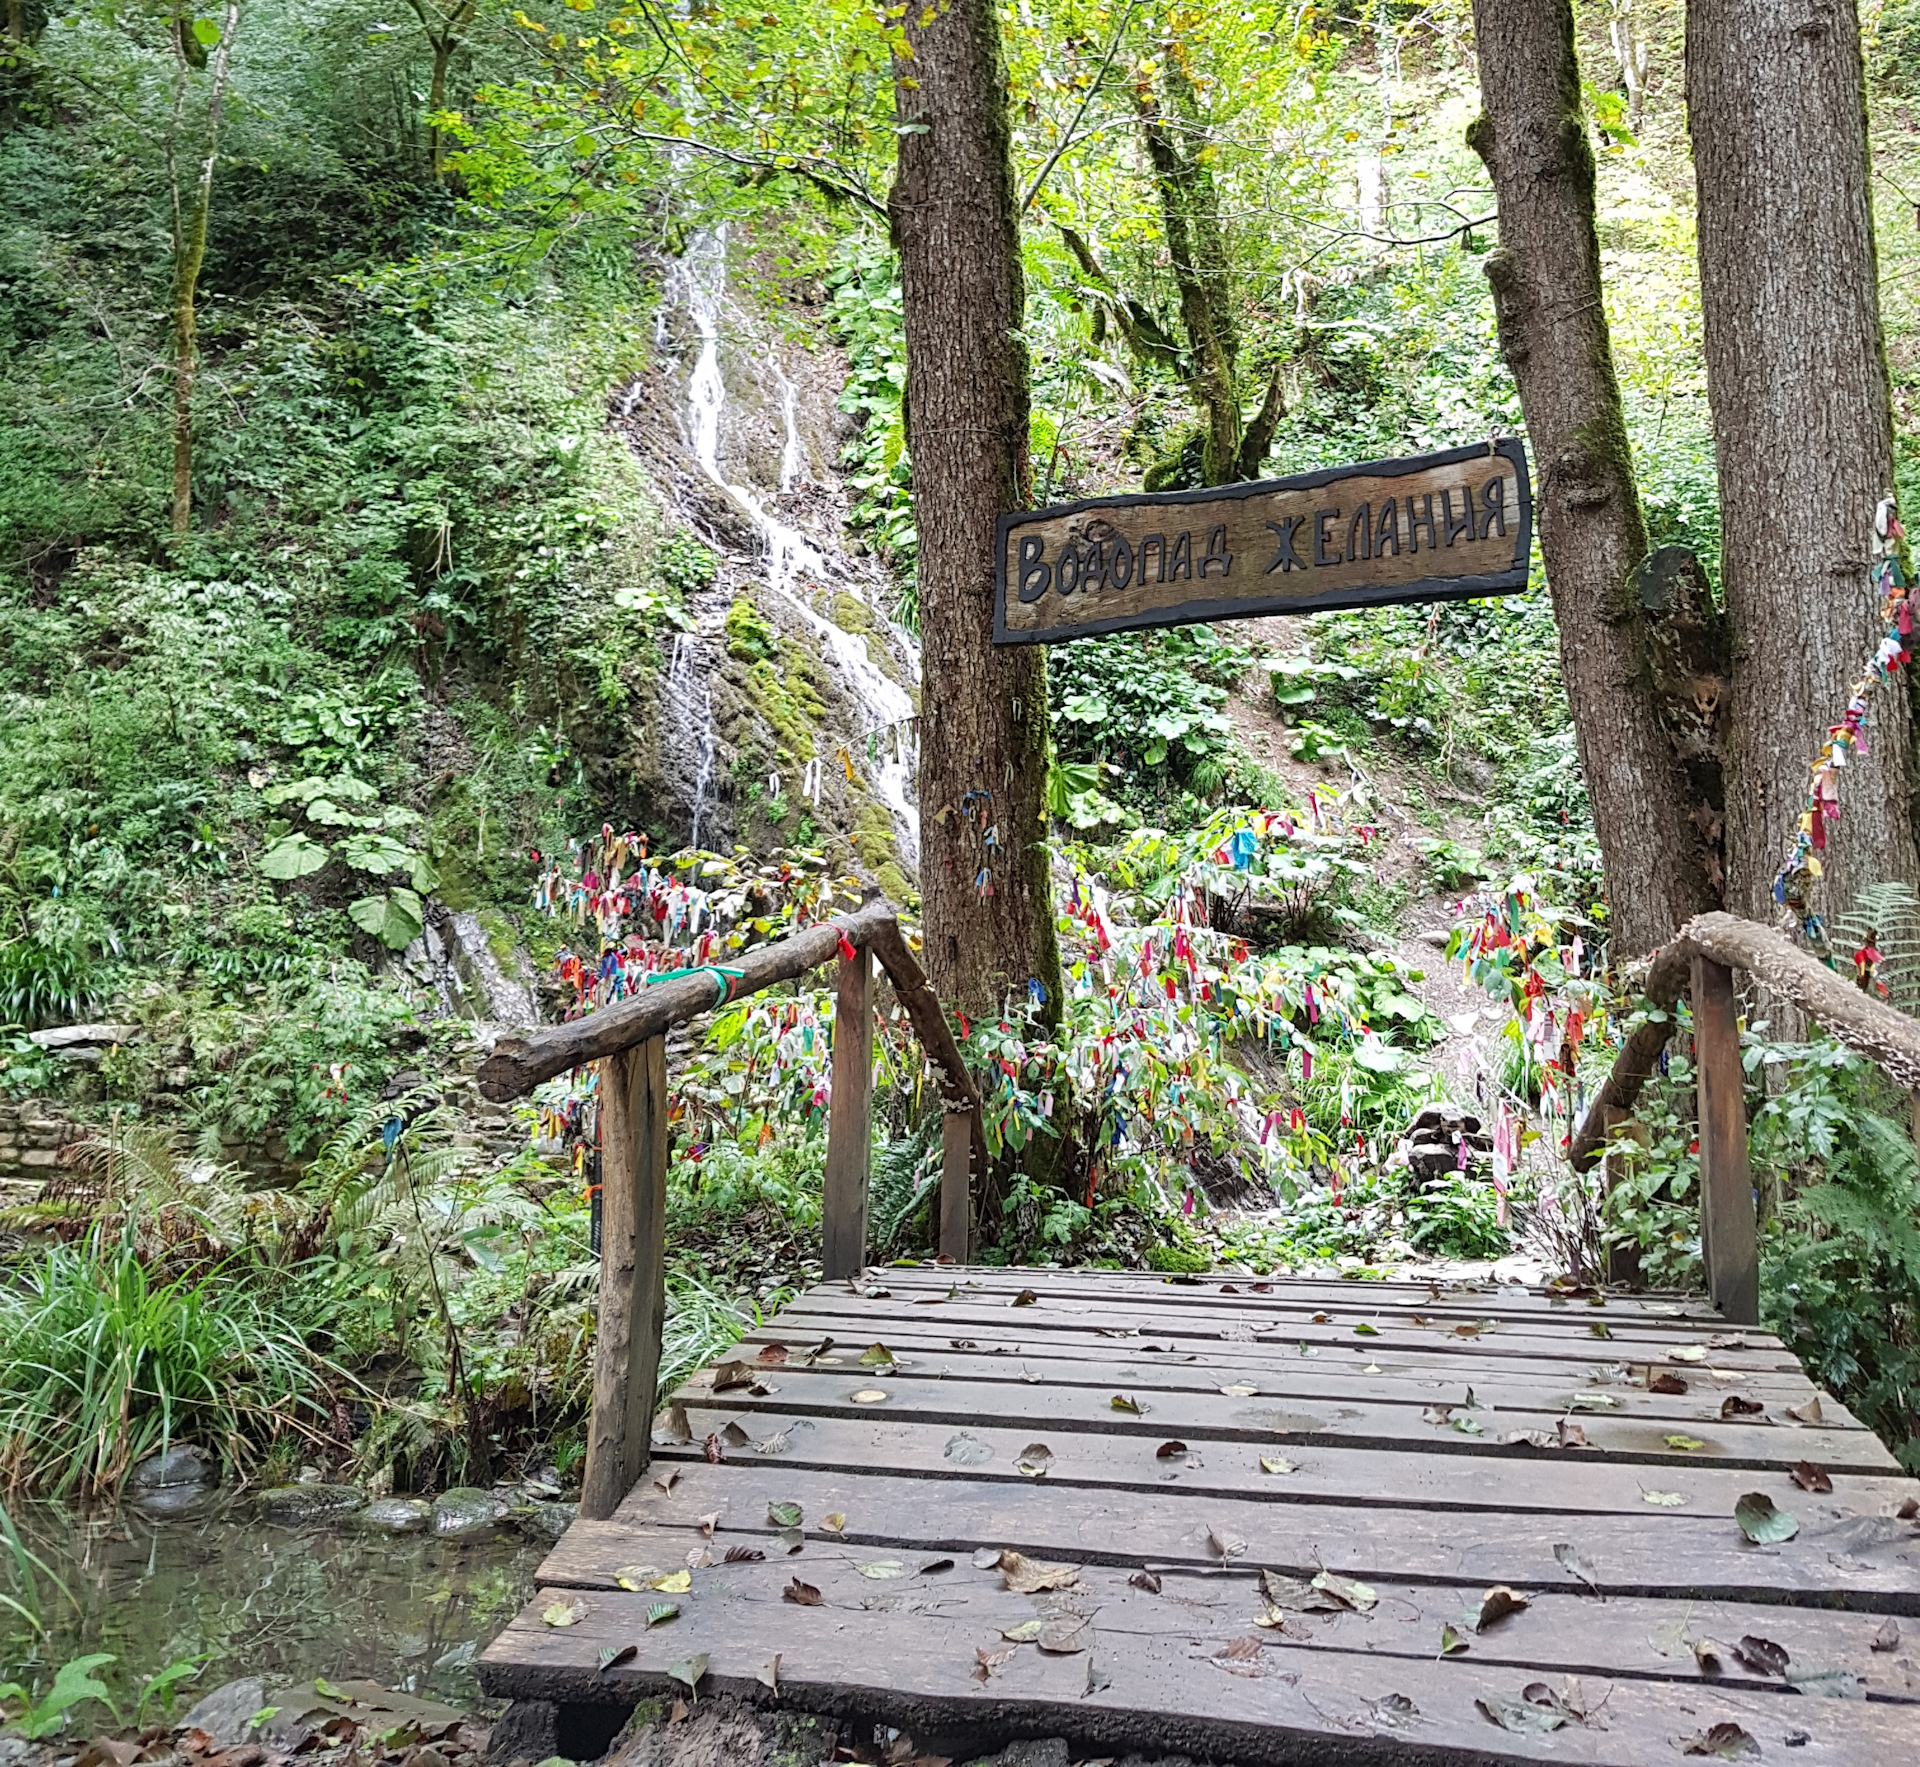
<box><xmin>869</xmin><ymin>1112</ymin><xmax>941</xmax><ymax>1259</ymax></box>
<box><xmin>1827</xmin><ymin>879</ymin><xmax>1920</xmax><ymax>1014</ymax></box>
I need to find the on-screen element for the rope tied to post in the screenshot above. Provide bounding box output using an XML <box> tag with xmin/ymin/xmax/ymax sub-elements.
<box><xmin>643</xmin><ymin>964</ymin><xmax>747</xmax><ymax>1007</ymax></box>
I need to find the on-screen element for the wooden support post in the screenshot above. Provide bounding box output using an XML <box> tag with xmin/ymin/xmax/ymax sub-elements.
<box><xmin>1691</xmin><ymin>955</ymin><xmax>1758</xmax><ymax>1326</ymax></box>
<box><xmin>823</xmin><ymin>944</ymin><xmax>872</xmax><ymax>1279</ymax></box>
<box><xmin>580</xmin><ymin>1036</ymin><xmax>669</xmax><ymax>1522</ymax></box>
<box><xmin>940</xmin><ymin>1105</ymin><xmax>973</xmax><ymax>1263</ymax></box>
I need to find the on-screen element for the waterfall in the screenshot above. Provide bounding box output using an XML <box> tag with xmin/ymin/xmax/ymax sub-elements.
<box><xmin>668</xmin><ymin>227</ymin><xmax>920</xmax><ymax>866</ymax></box>
<box><xmin>665</xmin><ymin>632</ymin><xmax>718</xmax><ymax>849</ymax></box>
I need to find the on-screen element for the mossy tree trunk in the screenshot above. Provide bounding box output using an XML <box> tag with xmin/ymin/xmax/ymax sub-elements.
<box><xmin>167</xmin><ymin>0</ymin><xmax>241</xmax><ymax>539</ymax></box>
<box><xmin>889</xmin><ymin>0</ymin><xmax>1063</xmax><ymax>1030</ymax></box>
<box><xmin>1688</xmin><ymin>0</ymin><xmax>1920</xmax><ymax>927</ymax></box>
<box><xmin>406</xmin><ymin>0</ymin><xmax>477</xmax><ymax>182</ymax></box>
<box><xmin>1468</xmin><ymin>0</ymin><xmax>1724</xmax><ymax>958</ymax></box>
<box><xmin>1133</xmin><ymin>56</ymin><xmax>1279</xmax><ymax>487</ymax></box>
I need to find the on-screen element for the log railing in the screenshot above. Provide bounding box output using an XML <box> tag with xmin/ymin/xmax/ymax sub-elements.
<box><xmin>476</xmin><ymin>899</ymin><xmax>984</xmax><ymax>1519</ymax></box>
<box><xmin>1572</xmin><ymin>910</ymin><xmax>1920</xmax><ymax>1326</ymax></box>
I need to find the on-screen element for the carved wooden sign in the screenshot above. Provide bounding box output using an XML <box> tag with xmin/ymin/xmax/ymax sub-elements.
<box><xmin>993</xmin><ymin>438</ymin><xmax>1533</xmax><ymax>645</ymax></box>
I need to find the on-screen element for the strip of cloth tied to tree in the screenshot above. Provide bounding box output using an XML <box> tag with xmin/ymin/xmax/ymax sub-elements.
<box><xmin>1772</xmin><ymin>496</ymin><xmax>1916</xmax><ymax>953</ymax></box>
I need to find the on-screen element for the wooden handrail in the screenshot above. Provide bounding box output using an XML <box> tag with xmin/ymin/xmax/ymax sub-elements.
<box><xmin>1570</xmin><ymin>910</ymin><xmax>1920</xmax><ymax>1170</ymax></box>
<box><xmin>487</xmin><ymin>898</ymin><xmax>989</xmax><ymax>1517</ymax></box>
<box><xmin>1572</xmin><ymin>908</ymin><xmax>1920</xmax><ymax>1326</ymax></box>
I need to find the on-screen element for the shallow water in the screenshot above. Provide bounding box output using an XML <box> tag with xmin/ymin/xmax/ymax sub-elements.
<box><xmin>3</xmin><ymin>1497</ymin><xmax>546</xmax><ymax>1718</ymax></box>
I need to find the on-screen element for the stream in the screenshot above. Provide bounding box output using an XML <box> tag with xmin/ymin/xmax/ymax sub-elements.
<box><xmin>2</xmin><ymin>1499</ymin><xmax>543</xmax><ymax>1717</ymax></box>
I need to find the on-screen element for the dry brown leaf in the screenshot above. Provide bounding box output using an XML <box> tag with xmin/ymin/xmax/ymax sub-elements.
<box><xmin>1872</xmin><ymin>1617</ymin><xmax>1901</xmax><ymax>1652</ymax></box>
<box><xmin>659</xmin><ymin>1404</ymin><xmax>693</xmax><ymax>1444</ymax></box>
<box><xmin>1649</xmin><ymin>1370</ymin><xmax>1689</xmax><ymax>1395</ymax></box>
<box><xmin>652</xmin><ymin>1468</ymin><xmax>680</xmax><ymax>1495</ymax></box>
<box><xmin>697</xmin><ymin>1510</ymin><xmax>720</xmax><ymax>1538</ymax></box>
<box><xmin>723</xmin><ymin>1545</ymin><xmax>765</xmax><ymax>1563</ymax></box>
<box><xmin>1474</xmin><ymin>1585</ymin><xmax>1530</xmax><ymax>1632</ymax></box>
<box><xmin>783</xmin><ymin>1578</ymin><xmax>822</xmax><ymax>1606</ymax></box>
<box><xmin>972</xmin><ymin>1647</ymin><xmax>1014</xmax><ymax>1682</ymax></box>
<box><xmin>711</xmin><ymin>1360</ymin><xmax>753</xmax><ymax>1392</ymax></box>
<box><xmin>1720</xmin><ymin>1395</ymin><xmax>1765</xmax><ymax>1419</ymax></box>
<box><xmin>1000</xmin><ymin>1550</ymin><xmax>1080</xmax><ymax>1593</ymax></box>
<box><xmin>756</xmin><ymin>1343</ymin><xmax>789</xmax><ymax>1365</ymax></box>
<box><xmin>721</xmin><ymin>1420</ymin><xmax>752</xmax><ymax>1447</ymax></box>
<box><xmin>1128</xmin><ymin>1569</ymin><xmax>1162</xmax><ymax>1594</ymax></box>
<box><xmin>1785</xmin><ymin>1396</ymin><xmax>1824</xmax><ymax>1424</ymax></box>
<box><xmin>1207</xmin><ymin>1527</ymin><xmax>1247</xmax><ymax>1560</ymax></box>
<box><xmin>1790</xmin><ymin>1461</ymin><xmax>1833</xmax><ymax>1493</ymax></box>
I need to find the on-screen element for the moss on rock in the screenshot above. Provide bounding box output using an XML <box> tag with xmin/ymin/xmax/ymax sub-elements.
<box><xmin>725</xmin><ymin>596</ymin><xmax>778</xmax><ymax>663</ymax></box>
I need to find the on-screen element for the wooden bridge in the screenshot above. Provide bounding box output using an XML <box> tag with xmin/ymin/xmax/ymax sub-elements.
<box><xmin>474</xmin><ymin>905</ymin><xmax>1920</xmax><ymax>1764</ymax></box>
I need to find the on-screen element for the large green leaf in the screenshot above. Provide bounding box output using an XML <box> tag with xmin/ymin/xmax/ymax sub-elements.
<box><xmin>260</xmin><ymin>833</ymin><xmax>330</xmax><ymax>880</ymax></box>
<box><xmin>348</xmin><ymin>888</ymin><xmax>424</xmax><ymax>950</ymax></box>
<box><xmin>341</xmin><ymin>832</ymin><xmax>415</xmax><ymax>875</ymax></box>
<box><xmin>410</xmin><ymin>851</ymin><xmax>442</xmax><ymax>893</ymax></box>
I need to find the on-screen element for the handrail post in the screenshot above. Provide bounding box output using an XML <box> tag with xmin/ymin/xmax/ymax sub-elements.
<box><xmin>823</xmin><ymin>942</ymin><xmax>873</xmax><ymax>1278</ymax></box>
<box><xmin>940</xmin><ymin>1103</ymin><xmax>973</xmax><ymax>1262</ymax></box>
<box><xmin>1692</xmin><ymin>955</ymin><xmax>1758</xmax><ymax>1325</ymax></box>
<box><xmin>581</xmin><ymin>1035</ymin><xmax>669</xmax><ymax>1520</ymax></box>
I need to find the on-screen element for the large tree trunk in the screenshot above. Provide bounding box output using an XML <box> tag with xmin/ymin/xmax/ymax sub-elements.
<box><xmin>1469</xmin><ymin>0</ymin><xmax>1723</xmax><ymax>959</ymax></box>
<box><xmin>889</xmin><ymin>0</ymin><xmax>1062</xmax><ymax>1027</ymax></box>
<box><xmin>1688</xmin><ymin>1</ymin><xmax>1920</xmax><ymax>929</ymax></box>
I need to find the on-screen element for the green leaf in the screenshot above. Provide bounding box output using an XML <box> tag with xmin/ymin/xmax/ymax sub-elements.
<box><xmin>409</xmin><ymin>852</ymin><xmax>441</xmax><ymax>893</ymax></box>
<box><xmin>340</xmin><ymin>831</ymin><xmax>415</xmax><ymax>875</ymax></box>
<box><xmin>348</xmin><ymin>888</ymin><xmax>424</xmax><ymax>950</ymax></box>
<box><xmin>260</xmin><ymin>832</ymin><xmax>330</xmax><ymax>879</ymax></box>
<box><xmin>1734</xmin><ymin>1491</ymin><xmax>1799</xmax><ymax>1544</ymax></box>
<box><xmin>192</xmin><ymin>17</ymin><xmax>222</xmax><ymax>46</ymax></box>
<box><xmin>767</xmin><ymin>1501</ymin><xmax>803</xmax><ymax>1528</ymax></box>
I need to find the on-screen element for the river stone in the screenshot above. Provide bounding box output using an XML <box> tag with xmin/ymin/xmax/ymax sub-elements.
<box><xmin>357</xmin><ymin>1496</ymin><xmax>433</xmax><ymax>1534</ymax></box>
<box><xmin>257</xmin><ymin>1483</ymin><xmax>366</xmax><ymax>1523</ymax></box>
<box><xmin>432</xmin><ymin>1486</ymin><xmax>509</xmax><ymax>1537</ymax></box>
<box><xmin>178</xmin><ymin>1675</ymin><xmax>266</xmax><ymax>1746</ymax></box>
<box><xmin>129</xmin><ymin>1443</ymin><xmax>214</xmax><ymax>1489</ymax></box>
<box><xmin>516</xmin><ymin>1500</ymin><xmax>577</xmax><ymax>1542</ymax></box>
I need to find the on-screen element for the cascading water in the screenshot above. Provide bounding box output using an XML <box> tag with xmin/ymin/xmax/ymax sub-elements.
<box><xmin>667</xmin><ymin>226</ymin><xmax>920</xmax><ymax>865</ymax></box>
<box><xmin>665</xmin><ymin>631</ymin><xmax>718</xmax><ymax>849</ymax></box>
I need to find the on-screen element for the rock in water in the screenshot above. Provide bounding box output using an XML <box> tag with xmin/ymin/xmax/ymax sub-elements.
<box><xmin>432</xmin><ymin>1486</ymin><xmax>509</xmax><ymax>1538</ymax></box>
<box><xmin>129</xmin><ymin>1443</ymin><xmax>214</xmax><ymax>1489</ymax></box>
<box><xmin>517</xmin><ymin>1500</ymin><xmax>577</xmax><ymax>1542</ymax></box>
<box><xmin>178</xmin><ymin>1676</ymin><xmax>266</xmax><ymax>1747</ymax></box>
<box><xmin>257</xmin><ymin>1483</ymin><xmax>366</xmax><ymax>1523</ymax></box>
<box><xmin>357</xmin><ymin>1497</ymin><xmax>433</xmax><ymax>1534</ymax></box>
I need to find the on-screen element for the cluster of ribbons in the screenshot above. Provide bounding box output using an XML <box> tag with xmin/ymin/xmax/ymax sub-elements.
<box><xmin>1773</xmin><ymin>496</ymin><xmax>1912</xmax><ymax>947</ymax></box>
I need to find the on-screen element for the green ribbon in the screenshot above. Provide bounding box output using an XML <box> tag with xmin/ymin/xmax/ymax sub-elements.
<box><xmin>645</xmin><ymin>964</ymin><xmax>747</xmax><ymax>1006</ymax></box>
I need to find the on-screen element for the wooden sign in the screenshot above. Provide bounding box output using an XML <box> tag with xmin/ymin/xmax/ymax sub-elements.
<box><xmin>993</xmin><ymin>438</ymin><xmax>1532</xmax><ymax>645</ymax></box>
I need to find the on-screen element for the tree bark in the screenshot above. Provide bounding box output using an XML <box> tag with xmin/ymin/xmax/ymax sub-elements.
<box><xmin>1468</xmin><ymin>0</ymin><xmax>1723</xmax><ymax>959</ymax></box>
<box><xmin>1688</xmin><ymin>1</ymin><xmax>1920</xmax><ymax>929</ymax></box>
<box><xmin>890</xmin><ymin>0</ymin><xmax>1063</xmax><ymax>1027</ymax></box>
<box><xmin>168</xmin><ymin>0</ymin><xmax>241</xmax><ymax>538</ymax></box>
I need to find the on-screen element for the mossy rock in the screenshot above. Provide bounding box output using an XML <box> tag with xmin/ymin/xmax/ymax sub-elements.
<box><xmin>725</xmin><ymin>596</ymin><xmax>778</xmax><ymax>663</ymax></box>
<box><xmin>473</xmin><ymin>907</ymin><xmax>518</xmax><ymax>971</ymax></box>
<box><xmin>874</xmin><ymin>860</ymin><xmax>912</xmax><ymax>903</ymax></box>
<box><xmin>830</xmin><ymin>592</ymin><xmax>874</xmax><ymax>634</ymax></box>
<box><xmin>1145</xmin><ymin>1241</ymin><xmax>1212</xmax><ymax>1274</ymax></box>
<box><xmin>745</xmin><ymin>658</ymin><xmax>822</xmax><ymax>761</ymax></box>
<box><xmin>850</xmin><ymin>801</ymin><xmax>898</xmax><ymax>871</ymax></box>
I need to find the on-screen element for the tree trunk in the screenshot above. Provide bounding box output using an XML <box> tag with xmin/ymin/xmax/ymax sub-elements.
<box><xmin>1468</xmin><ymin>0</ymin><xmax>1723</xmax><ymax>959</ymax></box>
<box><xmin>889</xmin><ymin>0</ymin><xmax>1063</xmax><ymax>1028</ymax></box>
<box><xmin>1137</xmin><ymin>66</ymin><xmax>1246</xmax><ymax>486</ymax></box>
<box><xmin>1688</xmin><ymin>0</ymin><xmax>1920</xmax><ymax>929</ymax></box>
<box><xmin>169</xmin><ymin>1</ymin><xmax>241</xmax><ymax>538</ymax></box>
<box><xmin>428</xmin><ymin>37</ymin><xmax>452</xmax><ymax>180</ymax></box>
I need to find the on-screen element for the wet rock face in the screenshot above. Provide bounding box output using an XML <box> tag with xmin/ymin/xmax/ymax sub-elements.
<box><xmin>517</xmin><ymin>1499</ymin><xmax>578</xmax><ymax>1542</ymax></box>
<box><xmin>432</xmin><ymin>1486</ymin><xmax>511</xmax><ymax>1538</ymax></box>
<box><xmin>357</xmin><ymin>1496</ymin><xmax>434</xmax><ymax>1534</ymax></box>
<box><xmin>178</xmin><ymin>1676</ymin><xmax>268</xmax><ymax>1748</ymax></box>
<box><xmin>129</xmin><ymin>1443</ymin><xmax>215</xmax><ymax>1489</ymax></box>
<box><xmin>257</xmin><ymin>1483</ymin><xmax>367</xmax><ymax>1523</ymax></box>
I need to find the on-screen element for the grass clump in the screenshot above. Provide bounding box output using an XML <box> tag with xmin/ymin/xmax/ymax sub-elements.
<box><xmin>0</xmin><ymin>1226</ymin><xmax>326</xmax><ymax>1499</ymax></box>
